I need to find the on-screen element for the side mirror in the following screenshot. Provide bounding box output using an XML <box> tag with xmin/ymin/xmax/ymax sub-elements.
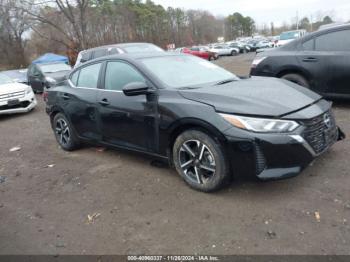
<box><xmin>122</xmin><ymin>82</ymin><xmax>150</xmax><ymax>96</ymax></box>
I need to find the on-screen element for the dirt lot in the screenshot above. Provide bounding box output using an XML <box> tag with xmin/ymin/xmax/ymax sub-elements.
<box><xmin>0</xmin><ymin>53</ymin><xmax>350</xmax><ymax>255</ymax></box>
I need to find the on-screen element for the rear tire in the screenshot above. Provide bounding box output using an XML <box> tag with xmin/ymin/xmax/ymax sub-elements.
<box><xmin>231</xmin><ymin>50</ymin><xmax>238</xmax><ymax>56</ymax></box>
<box><xmin>173</xmin><ymin>130</ymin><xmax>230</xmax><ymax>192</ymax></box>
<box><xmin>53</xmin><ymin>113</ymin><xmax>80</xmax><ymax>151</ymax></box>
<box><xmin>281</xmin><ymin>73</ymin><xmax>310</xmax><ymax>88</ymax></box>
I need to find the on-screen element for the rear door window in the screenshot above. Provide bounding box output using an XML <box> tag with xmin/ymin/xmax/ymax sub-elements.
<box><xmin>315</xmin><ymin>30</ymin><xmax>350</xmax><ymax>51</ymax></box>
<box><xmin>77</xmin><ymin>63</ymin><xmax>102</xmax><ymax>89</ymax></box>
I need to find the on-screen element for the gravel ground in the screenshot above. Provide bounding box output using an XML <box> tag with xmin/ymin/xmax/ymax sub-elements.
<box><xmin>0</xmin><ymin>53</ymin><xmax>349</xmax><ymax>255</ymax></box>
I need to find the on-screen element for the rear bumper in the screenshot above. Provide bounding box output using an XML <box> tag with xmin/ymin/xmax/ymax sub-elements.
<box><xmin>0</xmin><ymin>92</ymin><xmax>37</xmax><ymax>115</ymax></box>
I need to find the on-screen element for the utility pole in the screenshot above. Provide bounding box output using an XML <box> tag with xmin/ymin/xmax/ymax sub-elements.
<box><xmin>296</xmin><ymin>11</ymin><xmax>299</xmax><ymax>30</ymax></box>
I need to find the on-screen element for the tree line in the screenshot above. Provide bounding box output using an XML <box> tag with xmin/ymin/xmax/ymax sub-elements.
<box><xmin>0</xmin><ymin>0</ymin><xmax>339</xmax><ymax>68</ymax></box>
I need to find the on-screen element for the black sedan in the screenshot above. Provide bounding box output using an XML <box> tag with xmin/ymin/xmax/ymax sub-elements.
<box><xmin>45</xmin><ymin>52</ymin><xmax>344</xmax><ymax>192</ymax></box>
<box><xmin>250</xmin><ymin>24</ymin><xmax>350</xmax><ymax>98</ymax></box>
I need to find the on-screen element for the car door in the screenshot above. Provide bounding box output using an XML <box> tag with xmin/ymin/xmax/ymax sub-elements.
<box><xmin>314</xmin><ymin>29</ymin><xmax>350</xmax><ymax>95</ymax></box>
<box><xmin>190</xmin><ymin>47</ymin><xmax>202</xmax><ymax>58</ymax></box>
<box><xmin>64</xmin><ymin>62</ymin><xmax>102</xmax><ymax>141</ymax></box>
<box><xmin>297</xmin><ymin>36</ymin><xmax>329</xmax><ymax>93</ymax></box>
<box><xmin>97</xmin><ymin>60</ymin><xmax>158</xmax><ymax>152</ymax></box>
<box><xmin>28</xmin><ymin>64</ymin><xmax>44</xmax><ymax>92</ymax></box>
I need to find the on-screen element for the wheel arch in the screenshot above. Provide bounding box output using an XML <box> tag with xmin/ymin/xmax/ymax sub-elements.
<box><xmin>165</xmin><ymin>118</ymin><xmax>228</xmax><ymax>166</ymax></box>
<box><xmin>276</xmin><ymin>66</ymin><xmax>312</xmax><ymax>82</ymax></box>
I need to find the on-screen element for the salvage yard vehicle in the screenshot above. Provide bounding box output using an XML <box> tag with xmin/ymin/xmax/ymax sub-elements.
<box><xmin>46</xmin><ymin>53</ymin><xmax>344</xmax><ymax>192</ymax></box>
<box><xmin>1</xmin><ymin>69</ymin><xmax>28</xmax><ymax>84</ymax></box>
<box><xmin>276</xmin><ymin>29</ymin><xmax>307</xmax><ymax>47</ymax></box>
<box><xmin>27</xmin><ymin>62</ymin><xmax>72</xmax><ymax>93</ymax></box>
<box><xmin>251</xmin><ymin>24</ymin><xmax>350</xmax><ymax>98</ymax></box>
<box><xmin>74</xmin><ymin>42</ymin><xmax>165</xmax><ymax>68</ymax></box>
<box><xmin>0</xmin><ymin>73</ymin><xmax>37</xmax><ymax>115</ymax></box>
<box><xmin>182</xmin><ymin>46</ymin><xmax>218</xmax><ymax>60</ymax></box>
<box><xmin>209</xmin><ymin>44</ymin><xmax>239</xmax><ymax>56</ymax></box>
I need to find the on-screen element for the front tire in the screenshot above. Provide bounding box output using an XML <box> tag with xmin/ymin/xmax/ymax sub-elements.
<box><xmin>231</xmin><ymin>50</ymin><xmax>238</xmax><ymax>56</ymax></box>
<box><xmin>53</xmin><ymin>113</ymin><xmax>80</xmax><ymax>151</ymax></box>
<box><xmin>281</xmin><ymin>73</ymin><xmax>310</xmax><ymax>88</ymax></box>
<box><xmin>173</xmin><ymin>130</ymin><xmax>230</xmax><ymax>192</ymax></box>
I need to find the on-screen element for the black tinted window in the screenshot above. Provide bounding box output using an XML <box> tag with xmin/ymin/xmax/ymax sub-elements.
<box><xmin>315</xmin><ymin>30</ymin><xmax>350</xmax><ymax>51</ymax></box>
<box><xmin>104</xmin><ymin>61</ymin><xmax>145</xmax><ymax>91</ymax></box>
<box><xmin>93</xmin><ymin>49</ymin><xmax>108</xmax><ymax>59</ymax></box>
<box><xmin>302</xmin><ymin>39</ymin><xmax>314</xmax><ymax>51</ymax></box>
<box><xmin>77</xmin><ymin>63</ymin><xmax>101</xmax><ymax>89</ymax></box>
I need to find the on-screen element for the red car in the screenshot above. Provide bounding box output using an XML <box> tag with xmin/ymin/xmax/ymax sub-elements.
<box><xmin>182</xmin><ymin>46</ymin><xmax>218</xmax><ymax>61</ymax></box>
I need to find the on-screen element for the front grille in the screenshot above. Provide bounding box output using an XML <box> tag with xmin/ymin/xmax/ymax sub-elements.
<box><xmin>0</xmin><ymin>101</ymin><xmax>30</xmax><ymax>110</ymax></box>
<box><xmin>302</xmin><ymin>110</ymin><xmax>338</xmax><ymax>155</ymax></box>
<box><xmin>0</xmin><ymin>91</ymin><xmax>25</xmax><ymax>102</ymax></box>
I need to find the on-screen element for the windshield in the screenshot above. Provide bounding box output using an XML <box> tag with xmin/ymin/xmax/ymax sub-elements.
<box><xmin>123</xmin><ymin>44</ymin><xmax>164</xmax><ymax>53</ymax></box>
<box><xmin>38</xmin><ymin>63</ymin><xmax>71</xmax><ymax>73</ymax></box>
<box><xmin>140</xmin><ymin>55</ymin><xmax>238</xmax><ymax>89</ymax></box>
<box><xmin>0</xmin><ymin>73</ymin><xmax>14</xmax><ymax>85</ymax></box>
<box><xmin>280</xmin><ymin>31</ymin><xmax>299</xmax><ymax>40</ymax></box>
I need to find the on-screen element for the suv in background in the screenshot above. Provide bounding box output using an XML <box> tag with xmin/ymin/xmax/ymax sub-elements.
<box><xmin>277</xmin><ymin>29</ymin><xmax>307</xmax><ymax>47</ymax></box>
<box><xmin>250</xmin><ymin>24</ymin><xmax>350</xmax><ymax>98</ymax></box>
<box><xmin>27</xmin><ymin>62</ymin><xmax>72</xmax><ymax>93</ymax></box>
<box><xmin>74</xmin><ymin>42</ymin><xmax>164</xmax><ymax>68</ymax></box>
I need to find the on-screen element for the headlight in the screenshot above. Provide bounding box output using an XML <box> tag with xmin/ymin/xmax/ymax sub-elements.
<box><xmin>219</xmin><ymin>113</ymin><xmax>299</xmax><ymax>133</ymax></box>
<box><xmin>26</xmin><ymin>86</ymin><xmax>33</xmax><ymax>94</ymax></box>
<box><xmin>251</xmin><ymin>56</ymin><xmax>267</xmax><ymax>68</ymax></box>
<box><xmin>45</xmin><ymin>77</ymin><xmax>57</xmax><ymax>84</ymax></box>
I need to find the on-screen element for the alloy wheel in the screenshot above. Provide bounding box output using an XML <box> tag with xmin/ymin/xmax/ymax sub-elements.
<box><xmin>55</xmin><ymin>118</ymin><xmax>70</xmax><ymax>146</ymax></box>
<box><xmin>178</xmin><ymin>139</ymin><xmax>216</xmax><ymax>184</ymax></box>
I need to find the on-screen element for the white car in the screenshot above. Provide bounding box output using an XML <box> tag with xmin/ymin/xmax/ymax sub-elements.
<box><xmin>209</xmin><ymin>45</ymin><xmax>240</xmax><ymax>56</ymax></box>
<box><xmin>277</xmin><ymin>30</ymin><xmax>307</xmax><ymax>47</ymax></box>
<box><xmin>0</xmin><ymin>73</ymin><xmax>37</xmax><ymax>115</ymax></box>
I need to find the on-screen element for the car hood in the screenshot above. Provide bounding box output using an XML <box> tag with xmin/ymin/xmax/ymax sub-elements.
<box><xmin>178</xmin><ymin>77</ymin><xmax>321</xmax><ymax>117</ymax></box>
<box><xmin>0</xmin><ymin>82</ymin><xmax>29</xmax><ymax>95</ymax></box>
<box><xmin>45</xmin><ymin>71</ymin><xmax>70</xmax><ymax>82</ymax></box>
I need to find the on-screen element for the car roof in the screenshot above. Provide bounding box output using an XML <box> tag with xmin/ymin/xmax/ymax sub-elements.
<box><xmin>80</xmin><ymin>42</ymin><xmax>158</xmax><ymax>53</ymax></box>
<box><xmin>74</xmin><ymin>52</ymin><xmax>186</xmax><ymax>69</ymax></box>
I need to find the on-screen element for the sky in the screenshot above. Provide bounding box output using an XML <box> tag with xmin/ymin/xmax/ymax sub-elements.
<box><xmin>153</xmin><ymin>0</ymin><xmax>350</xmax><ymax>26</ymax></box>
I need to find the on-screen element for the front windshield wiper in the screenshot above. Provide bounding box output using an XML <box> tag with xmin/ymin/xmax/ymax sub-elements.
<box><xmin>215</xmin><ymin>78</ymin><xmax>237</xmax><ymax>85</ymax></box>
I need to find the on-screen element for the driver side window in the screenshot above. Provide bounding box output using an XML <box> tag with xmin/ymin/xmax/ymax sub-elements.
<box><xmin>104</xmin><ymin>61</ymin><xmax>146</xmax><ymax>91</ymax></box>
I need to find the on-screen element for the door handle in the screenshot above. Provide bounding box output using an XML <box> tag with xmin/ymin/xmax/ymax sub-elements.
<box><xmin>99</xmin><ymin>98</ymin><xmax>110</xmax><ymax>106</ymax></box>
<box><xmin>62</xmin><ymin>93</ymin><xmax>70</xmax><ymax>100</ymax></box>
<box><xmin>302</xmin><ymin>57</ymin><xmax>318</xmax><ymax>62</ymax></box>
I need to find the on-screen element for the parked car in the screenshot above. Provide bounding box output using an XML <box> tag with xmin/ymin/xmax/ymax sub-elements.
<box><xmin>46</xmin><ymin>52</ymin><xmax>344</xmax><ymax>192</ymax></box>
<box><xmin>0</xmin><ymin>73</ymin><xmax>37</xmax><ymax>115</ymax></box>
<box><xmin>256</xmin><ymin>40</ymin><xmax>274</xmax><ymax>49</ymax></box>
<box><xmin>74</xmin><ymin>42</ymin><xmax>164</xmax><ymax>68</ymax></box>
<box><xmin>276</xmin><ymin>29</ymin><xmax>307</xmax><ymax>47</ymax></box>
<box><xmin>182</xmin><ymin>46</ymin><xmax>218</xmax><ymax>60</ymax></box>
<box><xmin>250</xmin><ymin>24</ymin><xmax>350</xmax><ymax>98</ymax></box>
<box><xmin>27</xmin><ymin>62</ymin><xmax>72</xmax><ymax>93</ymax></box>
<box><xmin>228</xmin><ymin>42</ymin><xmax>250</xmax><ymax>53</ymax></box>
<box><xmin>209</xmin><ymin>45</ymin><xmax>239</xmax><ymax>56</ymax></box>
<box><xmin>1</xmin><ymin>69</ymin><xmax>28</xmax><ymax>84</ymax></box>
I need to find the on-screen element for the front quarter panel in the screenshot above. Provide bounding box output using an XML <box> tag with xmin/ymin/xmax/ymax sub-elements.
<box><xmin>157</xmin><ymin>89</ymin><xmax>232</xmax><ymax>155</ymax></box>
